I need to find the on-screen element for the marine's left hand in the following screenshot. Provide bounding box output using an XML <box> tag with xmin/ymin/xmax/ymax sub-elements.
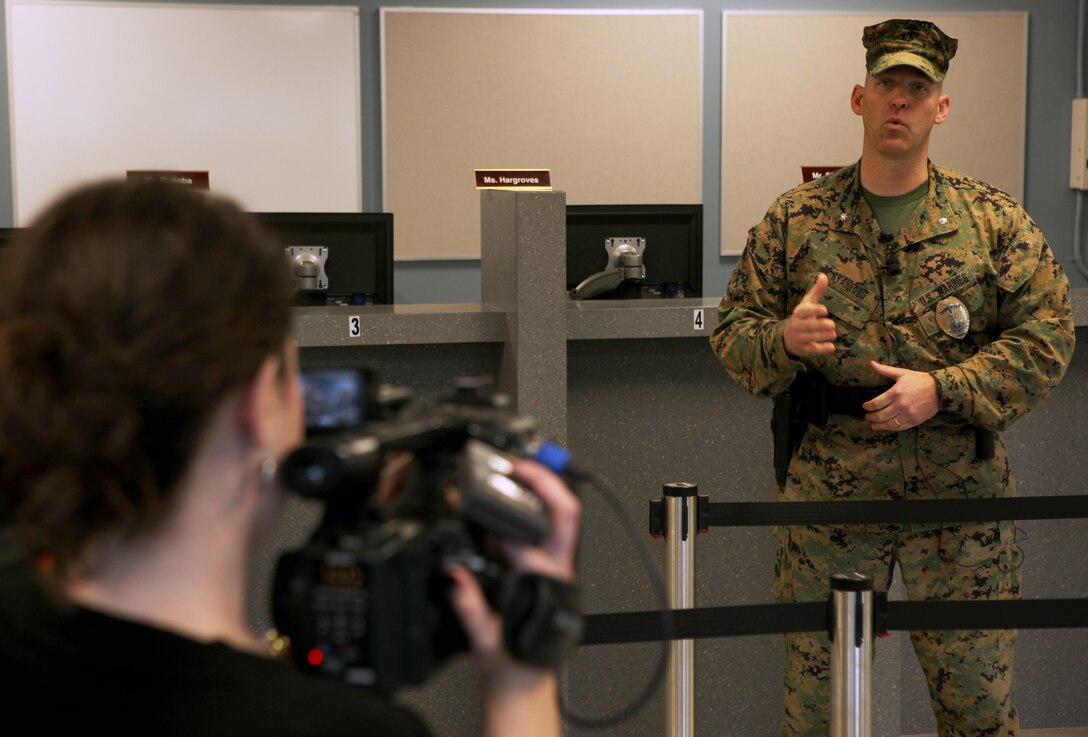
<box><xmin>862</xmin><ymin>361</ymin><xmax>939</xmax><ymax>432</ymax></box>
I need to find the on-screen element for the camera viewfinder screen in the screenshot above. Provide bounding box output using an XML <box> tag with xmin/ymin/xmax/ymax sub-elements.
<box><xmin>302</xmin><ymin>369</ymin><xmax>367</xmax><ymax>431</ymax></box>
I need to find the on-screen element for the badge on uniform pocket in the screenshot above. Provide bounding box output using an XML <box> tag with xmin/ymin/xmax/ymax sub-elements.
<box><xmin>935</xmin><ymin>297</ymin><xmax>970</xmax><ymax>339</ymax></box>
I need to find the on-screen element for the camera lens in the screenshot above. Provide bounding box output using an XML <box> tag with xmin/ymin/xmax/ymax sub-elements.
<box><xmin>280</xmin><ymin>446</ymin><xmax>345</xmax><ymax>498</ymax></box>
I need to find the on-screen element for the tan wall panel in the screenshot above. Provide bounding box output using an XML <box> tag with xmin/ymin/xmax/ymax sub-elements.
<box><xmin>383</xmin><ymin>9</ymin><xmax>702</xmax><ymax>260</ymax></box>
<box><xmin>7</xmin><ymin>1</ymin><xmax>362</xmax><ymax>224</ymax></box>
<box><xmin>721</xmin><ymin>12</ymin><xmax>1026</xmax><ymax>255</ymax></box>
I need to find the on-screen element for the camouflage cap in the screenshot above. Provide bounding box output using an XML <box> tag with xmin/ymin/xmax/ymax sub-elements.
<box><xmin>863</xmin><ymin>19</ymin><xmax>958</xmax><ymax>82</ymax></box>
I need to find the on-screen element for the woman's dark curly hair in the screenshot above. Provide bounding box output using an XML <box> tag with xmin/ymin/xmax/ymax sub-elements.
<box><xmin>0</xmin><ymin>179</ymin><xmax>293</xmax><ymax>578</ymax></box>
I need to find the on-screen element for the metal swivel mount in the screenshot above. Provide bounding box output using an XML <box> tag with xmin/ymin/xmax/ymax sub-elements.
<box><xmin>285</xmin><ymin>245</ymin><xmax>329</xmax><ymax>292</ymax></box>
<box><xmin>569</xmin><ymin>237</ymin><xmax>646</xmax><ymax>299</ymax></box>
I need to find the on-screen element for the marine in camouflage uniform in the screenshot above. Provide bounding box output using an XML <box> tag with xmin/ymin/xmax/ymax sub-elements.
<box><xmin>709</xmin><ymin>18</ymin><xmax>1075</xmax><ymax>737</ymax></box>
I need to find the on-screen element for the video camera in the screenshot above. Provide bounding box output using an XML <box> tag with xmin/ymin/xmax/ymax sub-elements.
<box><xmin>272</xmin><ymin>369</ymin><xmax>582</xmax><ymax>694</ymax></box>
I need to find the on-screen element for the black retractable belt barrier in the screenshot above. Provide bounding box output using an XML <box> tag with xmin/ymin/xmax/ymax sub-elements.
<box><xmin>583</xmin><ymin>493</ymin><xmax>1088</xmax><ymax>648</ymax></box>
<box><xmin>577</xmin><ymin>491</ymin><xmax>1088</xmax><ymax>735</ymax></box>
<box><xmin>882</xmin><ymin>598</ymin><xmax>1088</xmax><ymax>632</ymax></box>
<box><xmin>703</xmin><ymin>494</ymin><xmax>1088</xmax><ymax>527</ymax></box>
<box><xmin>580</xmin><ymin>597</ymin><xmax>1088</xmax><ymax>647</ymax></box>
<box><xmin>582</xmin><ymin>602</ymin><xmax>828</xmax><ymax>646</ymax></box>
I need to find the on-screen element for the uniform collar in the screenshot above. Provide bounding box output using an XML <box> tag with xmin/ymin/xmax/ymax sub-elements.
<box><xmin>828</xmin><ymin>161</ymin><xmax>958</xmax><ymax>244</ymax></box>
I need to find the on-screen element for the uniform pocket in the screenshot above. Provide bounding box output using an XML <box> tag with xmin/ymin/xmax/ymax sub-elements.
<box><xmin>819</xmin><ymin>274</ymin><xmax>878</xmax><ymax>357</ymax></box>
<box><xmin>821</xmin><ymin>280</ymin><xmax>878</xmax><ymax>331</ymax></box>
<box><xmin>938</xmin><ymin>520</ymin><xmax>1021</xmax><ymax>573</ymax></box>
<box><xmin>916</xmin><ymin>418</ymin><xmax>1009</xmax><ymax>500</ymax></box>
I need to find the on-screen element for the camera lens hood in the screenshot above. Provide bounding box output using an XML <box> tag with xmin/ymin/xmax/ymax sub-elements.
<box><xmin>279</xmin><ymin>433</ymin><xmax>383</xmax><ymax>499</ymax></box>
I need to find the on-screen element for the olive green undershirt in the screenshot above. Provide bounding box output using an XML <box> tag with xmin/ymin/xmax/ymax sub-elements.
<box><xmin>862</xmin><ymin>180</ymin><xmax>929</xmax><ymax>239</ymax></box>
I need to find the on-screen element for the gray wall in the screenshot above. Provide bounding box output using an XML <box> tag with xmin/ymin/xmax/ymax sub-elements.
<box><xmin>0</xmin><ymin>0</ymin><xmax>1083</xmax><ymax>301</ymax></box>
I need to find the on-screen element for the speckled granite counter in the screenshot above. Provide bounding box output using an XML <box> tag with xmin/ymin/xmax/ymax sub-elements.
<box><xmin>294</xmin><ymin>287</ymin><xmax>1088</xmax><ymax>347</ymax></box>
<box><xmin>292</xmin><ymin>297</ymin><xmax>719</xmax><ymax>347</ymax></box>
<box><xmin>292</xmin><ymin>302</ymin><xmax>506</xmax><ymax>347</ymax></box>
<box><xmin>565</xmin><ymin>296</ymin><xmax>721</xmax><ymax>340</ymax></box>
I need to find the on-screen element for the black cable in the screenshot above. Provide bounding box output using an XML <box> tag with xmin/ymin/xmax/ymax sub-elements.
<box><xmin>558</xmin><ymin>469</ymin><xmax>672</xmax><ymax>730</ymax></box>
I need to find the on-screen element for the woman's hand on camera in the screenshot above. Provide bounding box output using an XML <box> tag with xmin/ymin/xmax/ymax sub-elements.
<box><xmin>447</xmin><ymin>458</ymin><xmax>578</xmax><ymax>737</ymax></box>
<box><xmin>447</xmin><ymin>458</ymin><xmax>580</xmax><ymax>670</ymax></box>
<box><xmin>497</xmin><ymin>458</ymin><xmax>579</xmax><ymax>583</ymax></box>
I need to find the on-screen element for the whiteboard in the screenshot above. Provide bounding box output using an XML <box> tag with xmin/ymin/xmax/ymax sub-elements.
<box><xmin>6</xmin><ymin>1</ymin><xmax>362</xmax><ymax>224</ymax></box>
<box><xmin>382</xmin><ymin>8</ymin><xmax>703</xmax><ymax>260</ymax></box>
<box><xmin>721</xmin><ymin>12</ymin><xmax>1027</xmax><ymax>255</ymax></box>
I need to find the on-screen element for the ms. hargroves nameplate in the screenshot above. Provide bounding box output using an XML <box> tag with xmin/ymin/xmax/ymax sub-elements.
<box><xmin>474</xmin><ymin>169</ymin><xmax>552</xmax><ymax>191</ymax></box>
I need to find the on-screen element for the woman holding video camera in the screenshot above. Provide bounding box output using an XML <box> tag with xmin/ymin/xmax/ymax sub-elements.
<box><xmin>0</xmin><ymin>179</ymin><xmax>579</xmax><ymax>736</ymax></box>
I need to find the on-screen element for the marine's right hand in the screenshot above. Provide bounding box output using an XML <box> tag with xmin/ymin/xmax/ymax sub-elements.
<box><xmin>783</xmin><ymin>273</ymin><xmax>837</xmax><ymax>357</ymax></box>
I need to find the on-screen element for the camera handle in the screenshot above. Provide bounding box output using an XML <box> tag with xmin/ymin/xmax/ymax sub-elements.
<box><xmin>501</xmin><ymin>572</ymin><xmax>583</xmax><ymax>669</ymax></box>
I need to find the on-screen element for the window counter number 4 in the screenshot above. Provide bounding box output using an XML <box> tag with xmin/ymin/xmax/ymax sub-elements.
<box><xmin>693</xmin><ymin>308</ymin><xmax>704</xmax><ymax>331</ymax></box>
<box><xmin>349</xmin><ymin>315</ymin><xmax>361</xmax><ymax>338</ymax></box>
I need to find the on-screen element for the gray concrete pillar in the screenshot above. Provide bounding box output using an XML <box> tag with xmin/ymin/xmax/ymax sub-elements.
<box><xmin>480</xmin><ymin>189</ymin><xmax>568</xmax><ymax>444</ymax></box>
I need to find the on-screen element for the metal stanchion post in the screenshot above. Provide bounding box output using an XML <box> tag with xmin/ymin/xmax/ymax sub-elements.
<box><xmin>829</xmin><ymin>572</ymin><xmax>873</xmax><ymax>737</ymax></box>
<box><xmin>663</xmin><ymin>482</ymin><xmax>697</xmax><ymax>737</ymax></box>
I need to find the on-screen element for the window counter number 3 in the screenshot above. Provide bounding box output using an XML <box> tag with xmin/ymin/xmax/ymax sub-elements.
<box><xmin>349</xmin><ymin>315</ymin><xmax>362</xmax><ymax>338</ymax></box>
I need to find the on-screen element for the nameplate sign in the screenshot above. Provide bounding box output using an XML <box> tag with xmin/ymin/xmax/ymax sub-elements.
<box><xmin>474</xmin><ymin>169</ymin><xmax>552</xmax><ymax>190</ymax></box>
<box><xmin>127</xmin><ymin>170</ymin><xmax>210</xmax><ymax>189</ymax></box>
<box><xmin>801</xmin><ymin>166</ymin><xmax>843</xmax><ymax>183</ymax></box>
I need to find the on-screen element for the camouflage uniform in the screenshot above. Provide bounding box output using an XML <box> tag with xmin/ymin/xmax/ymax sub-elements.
<box><xmin>709</xmin><ymin>161</ymin><xmax>1075</xmax><ymax>736</ymax></box>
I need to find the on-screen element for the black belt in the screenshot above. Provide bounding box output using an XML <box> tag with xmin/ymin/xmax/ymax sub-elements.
<box><xmin>821</xmin><ymin>384</ymin><xmax>884</xmax><ymax>419</ymax></box>
<box><xmin>808</xmin><ymin>377</ymin><xmax>994</xmax><ymax>460</ymax></box>
<box><xmin>803</xmin><ymin>374</ymin><xmax>886</xmax><ymax>425</ymax></box>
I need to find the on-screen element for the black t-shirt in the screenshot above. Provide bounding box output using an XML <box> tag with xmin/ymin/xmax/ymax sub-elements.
<box><xmin>0</xmin><ymin>560</ymin><xmax>433</xmax><ymax>736</ymax></box>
